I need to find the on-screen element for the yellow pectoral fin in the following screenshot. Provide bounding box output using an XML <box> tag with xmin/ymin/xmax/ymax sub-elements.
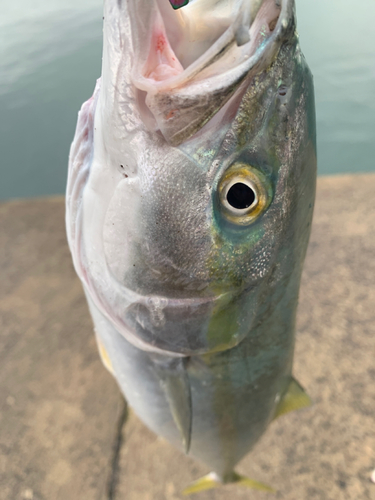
<box><xmin>97</xmin><ymin>339</ymin><xmax>114</xmax><ymax>376</ymax></box>
<box><xmin>273</xmin><ymin>377</ymin><xmax>312</xmax><ymax>420</ymax></box>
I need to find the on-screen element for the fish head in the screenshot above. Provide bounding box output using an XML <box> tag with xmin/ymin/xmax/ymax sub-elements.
<box><xmin>68</xmin><ymin>0</ymin><xmax>316</xmax><ymax>356</ymax></box>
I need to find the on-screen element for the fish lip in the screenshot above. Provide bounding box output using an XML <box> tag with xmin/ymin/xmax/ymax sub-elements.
<box><xmin>122</xmin><ymin>288</ymin><xmax>247</xmax><ymax>356</ymax></box>
<box><xmin>109</xmin><ymin>278</ymin><xmax>258</xmax><ymax>357</ymax></box>
<box><xmin>135</xmin><ymin>290</ymin><xmax>226</xmax><ymax>308</ymax></box>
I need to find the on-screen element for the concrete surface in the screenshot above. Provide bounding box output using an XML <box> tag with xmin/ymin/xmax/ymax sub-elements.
<box><xmin>0</xmin><ymin>198</ymin><xmax>124</xmax><ymax>500</ymax></box>
<box><xmin>0</xmin><ymin>175</ymin><xmax>374</xmax><ymax>500</ymax></box>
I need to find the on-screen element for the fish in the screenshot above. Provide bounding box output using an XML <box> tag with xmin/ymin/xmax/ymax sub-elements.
<box><xmin>66</xmin><ymin>0</ymin><xmax>316</xmax><ymax>493</ymax></box>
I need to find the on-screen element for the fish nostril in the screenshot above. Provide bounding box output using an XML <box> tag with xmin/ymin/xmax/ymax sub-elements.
<box><xmin>278</xmin><ymin>85</ymin><xmax>288</xmax><ymax>97</ymax></box>
<box><xmin>269</xmin><ymin>18</ymin><xmax>278</xmax><ymax>32</ymax></box>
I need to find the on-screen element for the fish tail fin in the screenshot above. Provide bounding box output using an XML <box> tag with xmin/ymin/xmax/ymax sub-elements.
<box><xmin>230</xmin><ymin>472</ymin><xmax>275</xmax><ymax>492</ymax></box>
<box><xmin>182</xmin><ymin>471</ymin><xmax>275</xmax><ymax>495</ymax></box>
<box><xmin>182</xmin><ymin>472</ymin><xmax>221</xmax><ymax>495</ymax></box>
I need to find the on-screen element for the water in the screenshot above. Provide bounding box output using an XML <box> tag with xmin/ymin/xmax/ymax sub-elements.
<box><xmin>1</xmin><ymin>0</ymin><xmax>374</xmax><ymax>200</ymax></box>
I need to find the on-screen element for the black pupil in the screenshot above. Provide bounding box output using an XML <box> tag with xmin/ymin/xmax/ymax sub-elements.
<box><xmin>226</xmin><ymin>183</ymin><xmax>255</xmax><ymax>210</ymax></box>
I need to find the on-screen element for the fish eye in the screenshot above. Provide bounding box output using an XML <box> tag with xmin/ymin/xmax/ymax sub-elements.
<box><xmin>218</xmin><ymin>164</ymin><xmax>272</xmax><ymax>226</ymax></box>
<box><xmin>226</xmin><ymin>182</ymin><xmax>256</xmax><ymax>210</ymax></box>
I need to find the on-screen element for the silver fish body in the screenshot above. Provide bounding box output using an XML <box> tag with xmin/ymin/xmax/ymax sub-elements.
<box><xmin>66</xmin><ymin>0</ymin><xmax>316</xmax><ymax>488</ymax></box>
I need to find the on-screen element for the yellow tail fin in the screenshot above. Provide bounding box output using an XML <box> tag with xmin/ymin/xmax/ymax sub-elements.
<box><xmin>182</xmin><ymin>471</ymin><xmax>274</xmax><ymax>495</ymax></box>
<box><xmin>231</xmin><ymin>472</ymin><xmax>275</xmax><ymax>492</ymax></box>
<box><xmin>183</xmin><ymin>376</ymin><xmax>311</xmax><ymax>495</ymax></box>
<box><xmin>182</xmin><ymin>472</ymin><xmax>220</xmax><ymax>495</ymax></box>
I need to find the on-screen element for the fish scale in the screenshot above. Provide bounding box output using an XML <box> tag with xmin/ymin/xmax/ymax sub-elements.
<box><xmin>66</xmin><ymin>0</ymin><xmax>316</xmax><ymax>493</ymax></box>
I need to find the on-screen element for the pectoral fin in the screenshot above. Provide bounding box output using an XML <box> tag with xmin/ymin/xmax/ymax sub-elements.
<box><xmin>96</xmin><ymin>338</ymin><xmax>114</xmax><ymax>376</ymax></box>
<box><xmin>273</xmin><ymin>376</ymin><xmax>312</xmax><ymax>420</ymax></box>
<box><xmin>152</xmin><ymin>356</ymin><xmax>192</xmax><ymax>453</ymax></box>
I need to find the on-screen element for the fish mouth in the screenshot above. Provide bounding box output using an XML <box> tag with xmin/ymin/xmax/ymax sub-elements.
<box><xmin>133</xmin><ymin>0</ymin><xmax>286</xmax><ymax>88</ymax></box>
<box><xmin>128</xmin><ymin>0</ymin><xmax>295</xmax><ymax>144</ymax></box>
<box><xmin>123</xmin><ymin>291</ymin><xmax>233</xmax><ymax>355</ymax></box>
<box><xmin>97</xmin><ymin>284</ymin><xmax>257</xmax><ymax>357</ymax></box>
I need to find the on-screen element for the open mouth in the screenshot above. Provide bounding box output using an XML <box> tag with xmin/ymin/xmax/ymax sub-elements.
<box><xmin>127</xmin><ymin>0</ymin><xmax>293</xmax><ymax>145</ymax></box>
<box><xmin>132</xmin><ymin>0</ymin><xmax>284</xmax><ymax>88</ymax></box>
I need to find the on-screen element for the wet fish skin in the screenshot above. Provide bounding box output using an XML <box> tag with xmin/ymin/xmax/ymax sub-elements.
<box><xmin>66</xmin><ymin>0</ymin><xmax>316</xmax><ymax>490</ymax></box>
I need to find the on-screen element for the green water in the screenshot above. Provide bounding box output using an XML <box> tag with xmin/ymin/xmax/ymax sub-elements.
<box><xmin>1</xmin><ymin>0</ymin><xmax>374</xmax><ymax>200</ymax></box>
